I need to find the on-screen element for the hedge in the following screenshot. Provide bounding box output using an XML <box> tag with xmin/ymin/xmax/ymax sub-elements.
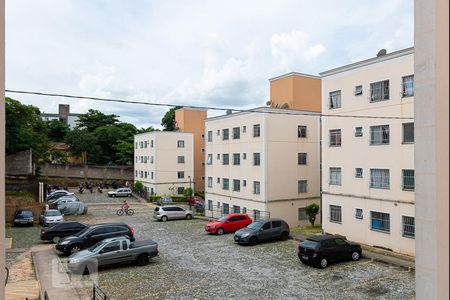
<box><xmin>147</xmin><ymin>195</ymin><xmax>187</xmax><ymax>203</ymax></box>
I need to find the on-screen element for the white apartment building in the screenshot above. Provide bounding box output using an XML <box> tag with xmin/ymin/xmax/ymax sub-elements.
<box><xmin>320</xmin><ymin>48</ymin><xmax>415</xmax><ymax>255</ymax></box>
<box><xmin>134</xmin><ymin>131</ymin><xmax>194</xmax><ymax>196</ymax></box>
<box><xmin>204</xmin><ymin>107</ymin><xmax>320</xmax><ymax>227</ymax></box>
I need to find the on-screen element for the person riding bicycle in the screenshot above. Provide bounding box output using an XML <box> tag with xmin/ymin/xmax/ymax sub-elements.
<box><xmin>122</xmin><ymin>200</ymin><xmax>130</xmax><ymax>212</ymax></box>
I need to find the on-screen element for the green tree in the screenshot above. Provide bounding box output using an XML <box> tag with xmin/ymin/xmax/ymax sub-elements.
<box><xmin>114</xmin><ymin>140</ymin><xmax>134</xmax><ymax>165</ymax></box>
<box><xmin>75</xmin><ymin>109</ymin><xmax>119</xmax><ymax>132</ymax></box>
<box><xmin>305</xmin><ymin>203</ymin><xmax>320</xmax><ymax>227</ymax></box>
<box><xmin>133</xmin><ymin>181</ymin><xmax>144</xmax><ymax>193</ymax></box>
<box><xmin>94</xmin><ymin>123</ymin><xmax>137</xmax><ymax>164</ymax></box>
<box><xmin>161</xmin><ymin>106</ymin><xmax>181</xmax><ymax>131</ymax></box>
<box><xmin>64</xmin><ymin>129</ymin><xmax>101</xmax><ymax>163</ymax></box>
<box><xmin>137</xmin><ymin>126</ymin><xmax>158</xmax><ymax>133</ymax></box>
<box><xmin>47</xmin><ymin>119</ymin><xmax>70</xmax><ymax>141</ymax></box>
<box><xmin>183</xmin><ymin>187</ymin><xmax>193</xmax><ymax>198</ymax></box>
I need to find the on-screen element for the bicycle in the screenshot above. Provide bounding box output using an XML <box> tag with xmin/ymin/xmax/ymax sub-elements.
<box><xmin>116</xmin><ymin>208</ymin><xmax>134</xmax><ymax>216</ymax></box>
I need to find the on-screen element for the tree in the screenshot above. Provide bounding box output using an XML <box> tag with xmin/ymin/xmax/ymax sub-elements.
<box><xmin>114</xmin><ymin>140</ymin><xmax>134</xmax><ymax>165</ymax></box>
<box><xmin>137</xmin><ymin>126</ymin><xmax>158</xmax><ymax>133</ymax></box>
<box><xmin>183</xmin><ymin>187</ymin><xmax>193</xmax><ymax>198</ymax></box>
<box><xmin>47</xmin><ymin>119</ymin><xmax>70</xmax><ymax>141</ymax></box>
<box><xmin>64</xmin><ymin>129</ymin><xmax>101</xmax><ymax>163</ymax></box>
<box><xmin>161</xmin><ymin>106</ymin><xmax>181</xmax><ymax>131</ymax></box>
<box><xmin>133</xmin><ymin>181</ymin><xmax>144</xmax><ymax>193</ymax></box>
<box><xmin>305</xmin><ymin>203</ymin><xmax>320</xmax><ymax>227</ymax></box>
<box><xmin>75</xmin><ymin>109</ymin><xmax>119</xmax><ymax>132</ymax></box>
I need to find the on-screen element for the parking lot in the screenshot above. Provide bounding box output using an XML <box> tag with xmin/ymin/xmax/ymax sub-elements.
<box><xmin>8</xmin><ymin>190</ymin><xmax>416</xmax><ymax>300</ymax></box>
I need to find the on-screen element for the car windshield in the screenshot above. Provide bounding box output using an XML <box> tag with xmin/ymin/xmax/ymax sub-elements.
<box><xmin>46</xmin><ymin>211</ymin><xmax>61</xmax><ymax>217</ymax></box>
<box><xmin>246</xmin><ymin>221</ymin><xmax>264</xmax><ymax>230</ymax></box>
<box><xmin>76</xmin><ymin>227</ymin><xmax>90</xmax><ymax>237</ymax></box>
<box><xmin>18</xmin><ymin>211</ymin><xmax>32</xmax><ymax>217</ymax></box>
<box><xmin>301</xmin><ymin>239</ymin><xmax>320</xmax><ymax>249</ymax></box>
<box><xmin>217</xmin><ymin>216</ymin><xmax>228</xmax><ymax>222</ymax></box>
<box><xmin>89</xmin><ymin>241</ymin><xmax>108</xmax><ymax>252</ymax></box>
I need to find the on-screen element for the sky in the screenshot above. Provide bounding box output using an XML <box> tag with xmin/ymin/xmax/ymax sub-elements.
<box><xmin>6</xmin><ymin>0</ymin><xmax>414</xmax><ymax>129</ymax></box>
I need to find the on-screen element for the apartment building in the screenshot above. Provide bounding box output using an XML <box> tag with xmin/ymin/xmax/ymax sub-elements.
<box><xmin>320</xmin><ymin>47</ymin><xmax>415</xmax><ymax>255</ymax></box>
<box><xmin>41</xmin><ymin>104</ymin><xmax>81</xmax><ymax>128</ymax></box>
<box><xmin>204</xmin><ymin>107</ymin><xmax>320</xmax><ymax>226</ymax></box>
<box><xmin>134</xmin><ymin>131</ymin><xmax>194</xmax><ymax>196</ymax></box>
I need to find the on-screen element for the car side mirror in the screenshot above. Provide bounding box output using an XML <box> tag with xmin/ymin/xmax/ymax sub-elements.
<box><xmin>259</xmin><ymin>228</ymin><xmax>264</xmax><ymax>231</ymax></box>
<box><xmin>99</xmin><ymin>249</ymin><xmax>105</xmax><ymax>254</ymax></box>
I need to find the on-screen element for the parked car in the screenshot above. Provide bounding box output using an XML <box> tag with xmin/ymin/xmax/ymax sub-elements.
<box><xmin>40</xmin><ymin>221</ymin><xmax>87</xmax><ymax>243</ymax></box>
<box><xmin>194</xmin><ymin>202</ymin><xmax>205</xmax><ymax>212</ymax></box>
<box><xmin>13</xmin><ymin>209</ymin><xmax>34</xmax><ymax>226</ymax></box>
<box><xmin>153</xmin><ymin>205</ymin><xmax>193</xmax><ymax>222</ymax></box>
<box><xmin>57</xmin><ymin>201</ymin><xmax>88</xmax><ymax>215</ymax></box>
<box><xmin>67</xmin><ymin>236</ymin><xmax>158</xmax><ymax>274</ymax></box>
<box><xmin>156</xmin><ymin>196</ymin><xmax>173</xmax><ymax>205</ymax></box>
<box><xmin>48</xmin><ymin>195</ymin><xmax>79</xmax><ymax>208</ymax></box>
<box><xmin>107</xmin><ymin>188</ymin><xmax>132</xmax><ymax>198</ymax></box>
<box><xmin>234</xmin><ymin>219</ymin><xmax>290</xmax><ymax>246</ymax></box>
<box><xmin>55</xmin><ymin>222</ymin><xmax>135</xmax><ymax>255</ymax></box>
<box><xmin>40</xmin><ymin>209</ymin><xmax>64</xmax><ymax>227</ymax></box>
<box><xmin>205</xmin><ymin>214</ymin><xmax>252</xmax><ymax>235</ymax></box>
<box><xmin>187</xmin><ymin>196</ymin><xmax>204</xmax><ymax>206</ymax></box>
<box><xmin>298</xmin><ymin>235</ymin><xmax>362</xmax><ymax>268</ymax></box>
<box><xmin>46</xmin><ymin>190</ymin><xmax>74</xmax><ymax>201</ymax></box>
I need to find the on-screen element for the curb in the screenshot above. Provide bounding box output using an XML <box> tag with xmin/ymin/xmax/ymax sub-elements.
<box><xmin>31</xmin><ymin>251</ymin><xmax>44</xmax><ymax>300</ymax></box>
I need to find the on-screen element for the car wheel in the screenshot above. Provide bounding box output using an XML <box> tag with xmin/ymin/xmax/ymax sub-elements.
<box><xmin>52</xmin><ymin>236</ymin><xmax>61</xmax><ymax>244</ymax></box>
<box><xmin>217</xmin><ymin>228</ymin><xmax>224</xmax><ymax>235</ymax></box>
<box><xmin>351</xmin><ymin>251</ymin><xmax>361</xmax><ymax>261</ymax></box>
<box><xmin>161</xmin><ymin>216</ymin><xmax>168</xmax><ymax>222</ymax></box>
<box><xmin>280</xmin><ymin>231</ymin><xmax>289</xmax><ymax>241</ymax></box>
<box><xmin>127</xmin><ymin>194</ymin><xmax>131</xmax><ymax>197</ymax></box>
<box><xmin>319</xmin><ymin>258</ymin><xmax>328</xmax><ymax>268</ymax></box>
<box><xmin>185</xmin><ymin>214</ymin><xmax>193</xmax><ymax>220</ymax></box>
<box><xmin>249</xmin><ymin>236</ymin><xmax>258</xmax><ymax>246</ymax></box>
<box><xmin>112</xmin><ymin>194</ymin><xmax>116</xmax><ymax>198</ymax></box>
<box><xmin>69</xmin><ymin>244</ymin><xmax>82</xmax><ymax>254</ymax></box>
<box><xmin>136</xmin><ymin>254</ymin><xmax>150</xmax><ymax>266</ymax></box>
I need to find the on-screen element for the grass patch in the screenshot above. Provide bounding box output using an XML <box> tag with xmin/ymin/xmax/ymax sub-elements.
<box><xmin>290</xmin><ymin>224</ymin><xmax>322</xmax><ymax>236</ymax></box>
<box><xmin>6</xmin><ymin>191</ymin><xmax>36</xmax><ymax>203</ymax></box>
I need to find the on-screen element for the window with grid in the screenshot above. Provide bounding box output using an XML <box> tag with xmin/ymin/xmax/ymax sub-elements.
<box><xmin>222</xmin><ymin>154</ymin><xmax>229</xmax><ymax>165</ymax></box>
<box><xmin>222</xmin><ymin>129</ymin><xmax>229</xmax><ymax>140</ymax></box>
<box><xmin>355</xmin><ymin>127</ymin><xmax>363</xmax><ymax>137</ymax></box>
<box><xmin>329</xmin><ymin>167</ymin><xmax>342</xmax><ymax>185</ymax></box>
<box><xmin>232</xmin><ymin>127</ymin><xmax>240</xmax><ymax>139</ymax></box>
<box><xmin>177</xmin><ymin>140</ymin><xmax>185</xmax><ymax>148</ymax></box>
<box><xmin>402</xmin><ymin>216</ymin><xmax>415</xmax><ymax>238</ymax></box>
<box><xmin>298</xmin><ymin>180</ymin><xmax>308</xmax><ymax>193</ymax></box>
<box><xmin>222</xmin><ymin>203</ymin><xmax>229</xmax><ymax>214</ymax></box>
<box><xmin>233</xmin><ymin>205</ymin><xmax>240</xmax><ymax>214</ymax></box>
<box><xmin>402</xmin><ymin>75</ymin><xmax>414</xmax><ymax>97</ymax></box>
<box><xmin>403</xmin><ymin>123</ymin><xmax>414</xmax><ymax>143</ymax></box>
<box><xmin>298</xmin><ymin>126</ymin><xmax>307</xmax><ymax>138</ymax></box>
<box><xmin>330</xmin><ymin>205</ymin><xmax>342</xmax><ymax>223</ymax></box>
<box><xmin>207</xmin><ymin>131</ymin><xmax>213</xmax><ymax>142</ymax></box>
<box><xmin>355</xmin><ymin>168</ymin><xmax>363</xmax><ymax>178</ymax></box>
<box><xmin>370</xmin><ymin>169</ymin><xmax>390</xmax><ymax>189</ymax></box>
<box><xmin>177</xmin><ymin>187</ymin><xmax>185</xmax><ymax>195</ymax></box>
<box><xmin>329</xmin><ymin>90</ymin><xmax>341</xmax><ymax>109</ymax></box>
<box><xmin>298</xmin><ymin>208</ymin><xmax>308</xmax><ymax>221</ymax></box>
<box><xmin>370</xmin><ymin>125</ymin><xmax>390</xmax><ymax>144</ymax></box>
<box><xmin>298</xmin><ymin>153</ymin><xmax>307</xmax><ymax>165</ymax></box>
<box><xmin>253</xmin><ymin>181</ymin><xmax>260</xmax><ymax>195</ymax></box>
<box><xmin>177</xmin><ymin>156</ymin><xmax>185</xmax><ymax>164</ymax></box>
<box><xmin>370</xmin><ymin>80</ymin><xmax>390</xmax><ymax>102</ymax></box>
<box><xmin>222</xmin><ymin>178</ymin><xmax>229</xmax><ymax>190</ymax></box>
<box><xmin>233</xmin><ymin>153</ymin><xmax>240</xmax><ymax>165</ymax></box>
<box><xmin>177</xmin><ymin>171</ymin><xmax>185</xmax><ymax>179</ymax></box>
<box><xmin>253</xmin><ymin>124</ymin><xmax>261</xmax><ymax>137</ymax></box>
<box><xmin>402</xmin><ymin>169</ymin><xmax>415</xmax><ymax>191</ymax></box>
<box><xmin>207</xmin><ymin>154</ymin><xmax>213</xmax><ymax>165</ymax></box>
<box><xmin>253</xmin><ymin>153</ymin><xmax>261</xmax><ymax>166</ymax></box>
<box><xmin>233</xmin><ymin>179</ymin><xmax>240</xmax><ymax>192</ymax></box>
<box><xmin>355</xmin><ymin>208</ymin><xmax>363</xmax><ymax>219</ymax></box>
<box><xmin>207</xmin><ymin>177</ymin><xmax>213</xmax><ymax>188</ymax></box>
<box><xmin>370</xmin><ymin>211</ymin><xmax>390</xmax><ymax>232</ymax></box>
<box><xmin>354</xmin><ymin>85</ymin><xmax>363</xmax><ymax>96</ymax></box>
<box><xmin>329</xmin><ymin>129</ymin><xmax>342</xmax><ymax>146</ymax></box>
<box><xmin>207</xmin><ymin>200</ymin><xmax>213</xmax><ymax>211</ymax></box>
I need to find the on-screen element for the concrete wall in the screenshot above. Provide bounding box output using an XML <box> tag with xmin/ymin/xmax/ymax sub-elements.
<box><xmin>5</xmin><ymin>149</ymin><xmax>33</xmax><ymax>175</ymax></box>
<box><xmin>41</xmin><ymin>163</ymin><xmax>133</xmax><ymax>181</ymax></box>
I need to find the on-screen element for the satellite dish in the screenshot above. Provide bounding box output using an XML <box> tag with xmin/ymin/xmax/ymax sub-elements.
<box><xmin>377</xmin><ymin>49</ymin><xmax>387</xmax><ymax>57</ymax></box>
<box><xmin>266</xmin><ymin>100</ymin><xmax>272</xmax><ymax>106</ymax></box>
<box><xmin>281</xmin><ymin>103</ymin><xmax>289</xmax><ymax>109</ymax></box>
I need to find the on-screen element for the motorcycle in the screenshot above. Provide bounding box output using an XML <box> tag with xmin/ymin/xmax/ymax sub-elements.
<box><xmin>97</xmin><ymin>186</ymin><xmax>103</xmax><ymax>193</ymax></box>
<box><xmin>78</xmin><ymin>185</ymin><xmax>84</xmax><ymax>194</ymax></box>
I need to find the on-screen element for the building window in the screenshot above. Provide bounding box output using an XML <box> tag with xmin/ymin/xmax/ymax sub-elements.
<box><xmin>217</xmin><ymin>202</ymin><xmax>221</xmax><ymax>208</ymax></box>
<box><xmin>222</xmin><ymin>178</ymin><xmax>229</xmax><ymax>190</ymax></box>
<box><xmin>355</xmin><ymin>168</ymin><xmax>363</xmax><ymax>178</ymax></box>
<box><xmin>151</xmin><ymin>140</ymin><xmax>154</xmax><ymax>148</ymax></box>
<box><xmin>222</xmin><ymin>154</ymin><xmax>229</xmax><ymax>165</ymax></box>
<box><xmin>151</xmin><ymin>172</ymin><xmax>154</xmax><ymax>179</ymax></box>
<box><xmin>243</xmin><ymin>153</ymin><xmax>247</xmax><ymax>160</ymax></box>
<box><xmin>370</xmin><ymin>125</ymin><xmax>390</xmax><ymax>145</ymax></box>
<box><xmin>135</xmin><ymin>170</ymin><xmax>138</xmax><ymax>177</ymax></box>
<box><xmin>207</xmin><ymin>154</ymin><xmax>213</xmax><ymax>165</ymax></box>
<box><xmin>207</xmin><ymin>177</ymin><xmax>213</xmax><ymax>188</ymax></box>
<box><xmin>253</xmin><ymin>153</ymin><xmax>261</xmax><ymax>166</ymax></box>
<box><xmin>330</xmin><ymin>205</ymin><xmax>342</xmax><ymax>223</ymax></box>
<box><xmin>243</xmin><ymin>180</ymin><xmax>247</xmax><ymax>187</ymax></box>
<box><xmin>177</xmin><ymin>156</ymin><xmax>185</xmax><ymax>164</ymax></box>
<box><xmin>354</xmin><ymin>85</ymin><xmax>363</xmax><ymax>96</ymax></box>
<box><xmin>355</xmin><ymin>208</ymin><xmax>363</xmax><ymax>219</ymax></box>
<box><xmin>217</xmin><ymin>177</ymin><xmax>220</xmax><ymax>184</ymax></box>
<box><xmin>150</xmin><ymin>156</ymin><xmax>154</xmax><ymax>164</ymax></box>
<box><xmin>402</xmin><ymin>75</ymin><xmax>414</xmax><ymax>97</ymax></box>
<box><xmin>370</xmin><ymin>169</ymin><xmax>390</xmax><ymax>189</ymax></box>
<box><xmin>298</xmin><ymin>126</ymin><xmax>307</xmax><ymax>138</ymax></box>
<box><xmin>242</xmin><ymin>207</ymin><xmax>247</xmax><ymax>214</ymax></box>
<box><xmin>403</xmin><ymin>123</ymin><xmax>414</xmax><ymax>143</ymax></box>
<box><xmin>222</xmin><ymin>203</ymin><xmax>229</xmax><ymax>214</ymax></box>
<box><xmin>217</xmin><ymin>153</ymin><xmax>220</xmax><ymax>160</ymax></box>
<box><xmin>177</xmin><ymin>187</ymin><xmax>185</xmax><ymax>195</ymax></box>
<box><xmin>298</xmin><ymin>180</ymin><xmax>308</xmax><ymax>193</ymax></box>
<box><xmin>144</xmin><ymin>171</ymin><xmax>147</xmax><ymax>178</ymax></box>
<box><xmin>370</xmin><ymin>211</ymin><xmax>390</xmax><ymax>233</ymax></box>
<box><xmin>232</xmin><ymin>127</ymin><xmax>240</xmax><ymax>139</ymax></box>
<box><xmin>329</xmin><ymin>90</ymin><xmax>341</xmax><ymax>109</ymax></box>
<box><xmin>233</xmin><ymin>153</ymin><xmax>240</xmax><ymax>165</ymax></box>
<box><xmin>177</xmin><ymin>140</ymin><xmax>185</xmax><ymax>148</ymax></box>
<box><xmin>207</xmin><ymin>131</ymin><xmax>213</xmax><ymax>142</ymax></box>
<box><xmin>253</xmin><ymin>124</ymin><xmax>261</xmax><ymax>137</ymax></box>
<box><xmin>329</xmin><ymin>129</ymin><xmax>342</xmax><ymax>146</ymax></box>
<box><xmin>233</xmin><ymin>180</ymin><xmax>240</xmax><ymax>192</ymax></box>
<box><xmin>135</xmin><ymin>142</ymin><xmax>138</xmax><ymax>149</ymax></box>
<box><xmin>217</xmin><ymin>129</ymin><xmax>220</xmax><ymax>136</ymax></box>
<box><xmin>222</xmin><ymin>129</ymin><xmax>229</xmax><ymax>140</ymax></box>
<box><xmin>253</xmin><ymin>181</ymin><xmax>260</xmax><ymax>195</ymax></box>
<box><xmin>242</xmin><ymin>126</ymin><xmax>246</xmax><ymax>133</ymax></box>
<box><xmin>177</xmin><ymin>171</ymin><xmax>185</xmax><ymax>179</ymax></box>
<box><xmin>329</xmin><ymin>167</ymin><xmax>342</xmax><ymax>185</ymax></box>
<box><xmin>402</xmin><ymin>169</ymin><xmax>415</xmax><ymax>191</ymax></box>
<box><xmin>402</xmin><ymin>216</ymin><xmax>415</xmax><ymax>238</ymax></box>
<box><xmin>370</xmin><ymin>80</ymin><xmax>390</xmax><ymax>102</ymax></box>
<box><xmin>355</xmin><ymin>127</ymin><xmax>363</xmax><ymax>137</ymax></box>
<box><xmin>233</xmin><ymin>205</ymin><xmax>241</xmax><ymax>214</ymax></box>
<box><xmin>298</xmin><ymin>208</ymin><xmax>308</xmax><ymax>221</ymax></box>
<box><xmin>298</xmin><ymin>153</ymin><xmax>307</xmax><ymax>165</ymax></box>
<box><xmin>207</xmin><ymin>200</ymin><xmax>213</xmax><ymax>211</ymax></box>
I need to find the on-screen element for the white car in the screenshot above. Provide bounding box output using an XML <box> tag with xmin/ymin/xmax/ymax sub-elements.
<box><xmin>107</xmin><ymin>188</ymin><xmax>132</xmax><ymax>198</ymax></box>
<box><xmin>40</xmin><ymin>209</ymin><xmax>64</xmax><ymax>226</ymax></box>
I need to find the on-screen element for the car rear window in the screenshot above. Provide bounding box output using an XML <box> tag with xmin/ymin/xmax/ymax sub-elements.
<box><xmin>18</xmin><ymin>211</ymin><xmax>33</xmax><ymax>217</ymax></box>
<box><xmin>154</xmin><ymin>207</ymin><xmax>160</xmax><ymax>212</ymax></box>
<box><xmin>272</xmin><ymin>221</ymin><xmax>282</xmax><ymax>228</ymax></box>
<box><xmin>301</xmin><ymin>239</ymin><xmax>320</xmax><ymax>249</ymax></box>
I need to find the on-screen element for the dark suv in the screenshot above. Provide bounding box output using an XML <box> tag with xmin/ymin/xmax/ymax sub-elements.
<box><xmin>298</xmin><ymin>235</ymin><xmax>362</xmax><ymax>268</ymax></box>
<box><xmin>40</xmin><ymin>221</ymin><xmax>87</xmax><ymax>243</ymax></box>
<box><xmin>55</xmin><ymin>223</ymin><xmax>135</xmax><ymax>255</ymax></box>
<box><xmin>234</xmin><ymin>218</ymin><xmax>290</xmax><ymax>245</ymax></box>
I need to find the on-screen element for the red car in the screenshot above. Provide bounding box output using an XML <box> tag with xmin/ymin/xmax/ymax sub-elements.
<box><xmin>205</xmin><ymin>214</ymin><xmax>252</xmax><ymax>235</ymax></box>
<box><xmin>187</xmin><ymin>196</ymin><xmax>204</xmax><ymax>205</ymax></box>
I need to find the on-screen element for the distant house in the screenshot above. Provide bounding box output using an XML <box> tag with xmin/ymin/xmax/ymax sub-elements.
<box><xmin>41</xmin><ymin>104</ymin><xmax>81</xmax><ymax>129</ymax></box>
<box><xmin>48</xmin><ymin>142</ymin><xmax>85</xmax><ymax>164</ymax></box>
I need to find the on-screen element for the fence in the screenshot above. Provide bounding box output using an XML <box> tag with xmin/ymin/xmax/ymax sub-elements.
<box><xmin>204</xmin><ymin>207</ymin><xmax>270</xmax><ymax>221</ymax></box>
<box><xmin>92</xmin><ymin>283</ymin><xmax>111</xmax><ymax>300</ymax></box>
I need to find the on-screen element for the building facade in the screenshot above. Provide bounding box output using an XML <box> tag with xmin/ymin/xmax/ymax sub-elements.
<box><xmin>204</xmin><ymin>107</ymin><xmax>320</xmax><ymax>226</ymax></box>
<box><xmin>41</xmin><ymin>104</ymin><xmax>81</xmax><ymax>128</ymax></box>
<box><xmin>134</xmin><ymin>131</ymin><xmax>194</xmax><ymax>196</ymax></box>
<box><xmin>320</xmin><ymin>48</ymin><xmax>415</xmax><ymax>255</ymax></box>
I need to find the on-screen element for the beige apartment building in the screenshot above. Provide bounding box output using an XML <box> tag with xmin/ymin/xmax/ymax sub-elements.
<box><xmin>134</xmin><ymin>131</ymin><xmax>194</xmax><ymax>196</ymax></box>
<box><xmin>320</xmin><ymin>48</ymin><xmax>415</xmax><ymax>255</ymax></box>
<box><xmin>204</xmin><ymin>107</ymin><xmax>320</xmax><ymax>226</ymax></box>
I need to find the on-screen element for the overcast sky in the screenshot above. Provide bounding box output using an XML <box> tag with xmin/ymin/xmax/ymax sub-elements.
<box><xmin>6</xmin><ymin>0</ymin><xmax>414</xmax><ymax>129</ymax></box>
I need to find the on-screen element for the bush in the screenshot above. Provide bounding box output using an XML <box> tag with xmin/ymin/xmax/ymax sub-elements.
<box><xmin>147</xmin><ymin>195</ymin><xmax>187</xmax><ymax>203</ymax></box>
<box><xmin>305</xmin><ymin>203</ymin><xmax>320</xmax><ymax>227</ymax></box>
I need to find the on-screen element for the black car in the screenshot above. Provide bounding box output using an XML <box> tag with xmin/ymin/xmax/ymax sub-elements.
<box><xmin>13</xmin><ymin>210</ymin><xmax>34</xmax><ymax>226</ymax></box>
<box><xmin>234</xmin><ymin>219</ymin><xmax>290</xmax><ymax>246</ymax></box>
<box><xmin>298</xmin><ymin>235</ymin><xmax>362</xmax><ymax>268</ymax></box>
<box><xmin>55</xmin><ymin>223</ymin><xmax>135</xmax><ymax>255</ymax></box>
<box><xmin>40</xmin><ymin>221</ymin><xmax>87</xmax><ymax>243</ymax></box>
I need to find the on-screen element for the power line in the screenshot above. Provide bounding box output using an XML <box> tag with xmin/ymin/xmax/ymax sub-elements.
<box><xmin>5</xmin><ymin>89</ymin><xmax>414</xmax><ymax>120</ymax></box>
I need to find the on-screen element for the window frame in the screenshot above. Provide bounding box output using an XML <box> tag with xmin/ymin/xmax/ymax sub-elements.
<box><xmin>370</xmin><ymin>125</ymin><xmax>390</xmax><ymax>145</ymax></box>
<box><xmin>298</xmin><ymin>126</ymin><xmax>307</xmax><ymax>138</ymax></box>
<box><xmin>402</xmin><ymin>169</ymin><xmax>415</xmax><ymax>191</ymax></box>
<box><xmin>370</xmin><ymin>80</ymin><xmax>390</xmax><ymax>102</ymax></box>
<box><xmin>298</xmin><ymin>153</ymin><xmax>307</xmax><ymax>165</ymax></box>
<box><xmin>329</xmin><ymin>90</ymin><xmax>342</xmax><ymax>109</ymax></box>
<box><xmin>370</xmin><ymin>169</ymin><xmax>390</xmax><ymax>189</ymax></box>
<box><xmin>402</xmin><ymin>215</ymin><xmax>415</xmax><ymax>238</ymax></box>
<box><xmin>329</xmin><ymin>205</ymin><xmax>342</xmax><ymax>223</ymax></box>
<box><xmin>329</xmin><ymin>167</ymin><xmax>342</xmax><ymax>185</ymax></box>
<box><xmin>402</xmin><ymin>74</ymin><xmax>414</xmax><ymax>98</ymax></box>
<box><xmin>298</xmin><ymin>180</ymin><xmax>308</xmax><ymax>193</ymax></box>
<box><xmin>370</xmin><ymin>211</ymin><xmax>390</xmax><ymax>233</ymax></box>
<box><xmin>329</xmin><ymin>129</ymin><xmax>342</xmax><ymax>146</ymax></box>
<box><xmin>402</xmin><ymin>122</ymin><xmax>414</xmax><ymax>144</ymax></box>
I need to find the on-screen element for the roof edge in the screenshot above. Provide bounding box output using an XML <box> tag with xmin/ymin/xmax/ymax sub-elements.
<box><xmin>269</xmin><ymin>72</ymin><xmax>320</xmax><ymax>81</ymax></box>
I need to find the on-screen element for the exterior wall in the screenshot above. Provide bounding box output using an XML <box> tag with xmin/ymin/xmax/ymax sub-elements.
<box><xmin>41</xmin><ymin>163</ymin><xmax>134</xmax><ymax>181</ymax></box>
<box><xmin>321</xmin><ymin>49</ymin><xmax>415</xmax><ymax>255</ymax></box>
<box><xmin>175</xmin><ymin>108</ymin><xmax>207</xmax><ymax>193</ymax></box>
<box><xmin>134</xmin><ymin>132</ymin><xmax>194</xmax><ymax>196</ymax></box>
<box><xmin>269</xmin><ymin>73</ymin><xmax>322</xmax><ymax>112</ymax></box>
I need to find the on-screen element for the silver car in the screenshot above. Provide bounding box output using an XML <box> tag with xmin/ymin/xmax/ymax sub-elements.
<box><xmin>108</xmin><ymin>188</ymin><xmax>132</xmax><ymax>198</ymax></box>
<box><xmin>153</xmin><ymin>205</ymin><xmax>193</xmax><ymax>222</ymax></box>
<box><xmin>40</xmin><ymin>209</ymin><xmax>64</xmax><ymax>226</ymax></box>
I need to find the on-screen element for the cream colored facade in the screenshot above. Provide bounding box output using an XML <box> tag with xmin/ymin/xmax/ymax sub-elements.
<box><xmin>204</xmin><ymin>107</ymin><xmax>320</xmax><ymax>226</ymax></box>
<box><xmin>320</xmin><ymin>48</ymin><xmax>415</xmax><ymax>255</ymax></box>
<box><xmin>134</xmin><ymin>131</ymin><xmax>194</xmax><ymax>196</ymax></box>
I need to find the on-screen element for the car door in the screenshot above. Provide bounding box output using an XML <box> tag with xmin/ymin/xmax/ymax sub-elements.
<box><xmin>257</xmin><ymin>221</ymin><xmax>272</xmax><ymax>242</ymax></box>
<box><xmin>225</xmin><ymin>216</ymin><xmax>237</xmax><ymax>232</ymax></box>
<box><xmin>271</xmin><ymin>220</ymin><xmax>283</xmax><ymax>239</ymax></box>
<box><xmin>98</xmin><ymin>241</ymin><xmax>121</xmax><ymax>266</ymax></box>
<box><xmin>334</xmin><ymin>238</ymin><xmax>352</xmax><ymax>261</ymax></box>
<box><xmin>174</xmin><ymin>207</ymin><xmax>185</xmax><ymax>219</ymax></box>
<box><xmin>321</xmin><ymin>239</ymin><xmax>339</xmax><ymax>262</ymax></box>
<box><xmin>85</xmin><ymin>227</ymin><xmax>107</xmax><ymax>247</ymax></box>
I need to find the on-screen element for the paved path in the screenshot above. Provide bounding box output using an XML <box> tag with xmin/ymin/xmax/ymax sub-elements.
<box><xmin>5</xmin><ymin>279</ymin><xmax>40</xmax><ymax>300</ymax></box>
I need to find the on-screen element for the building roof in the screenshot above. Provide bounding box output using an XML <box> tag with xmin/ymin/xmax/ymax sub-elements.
<box><xmin>49</xmin><ymin>142</ymin><xmax>71</xmax><ymax>151</ymax></box>
<box><xmin>134</xmin><ymin>131</ymin><xmax>194</xmax><ymax>137</ymax></box>
<box><xmin>205</xmin><ymin>106</ymin><xmax>320</xmax><ymax>122</ymax></box>
<box><xmin>320</xmin><ymin>47</ymin><xmax>414</xmax><ymax>77</ymax></box>
<box><xmin>268</xmin><ymin>72</ymin><xmax>320</xmax><ymax>81</ymax></box>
